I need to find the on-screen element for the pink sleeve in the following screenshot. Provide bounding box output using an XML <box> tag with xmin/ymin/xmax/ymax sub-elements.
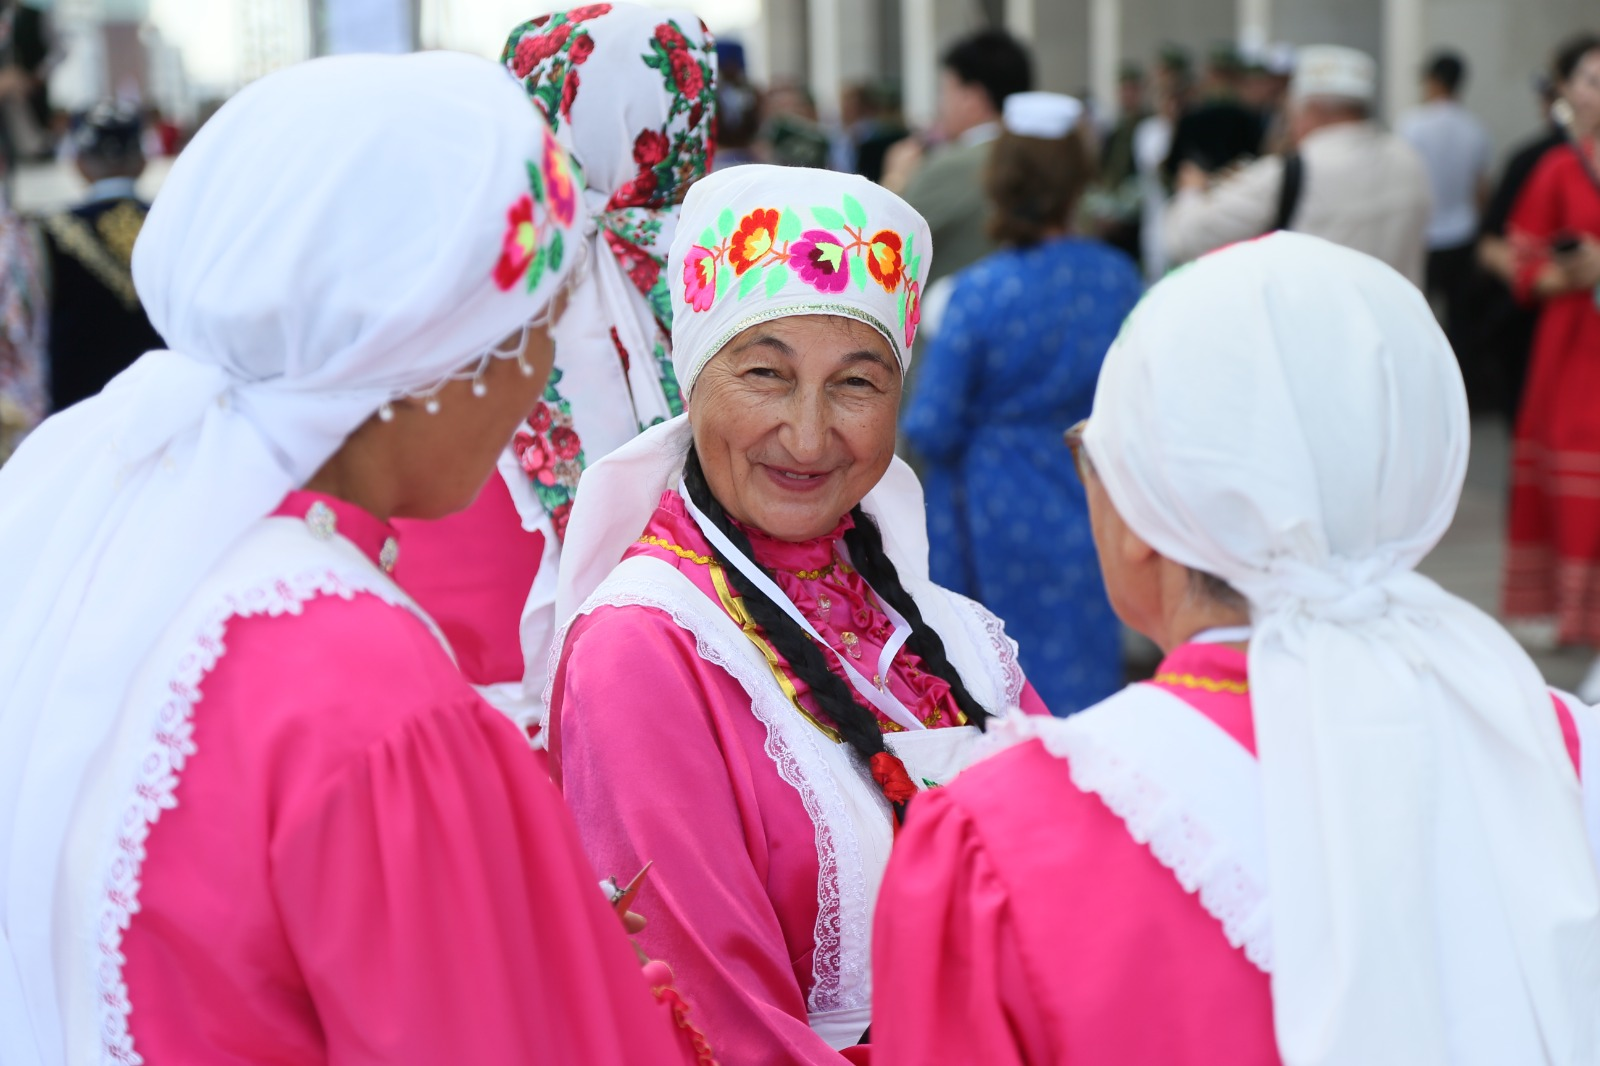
<box><xmin>872</xmin><ymin>787</ymin><xmax>1050</xmax><ymax>1066</ymax></box>
<box><xmin>269</xmin><ymin>695</ymin><xmax>697</xmax><ymax>1066</ymax></box>
<box><xmin>1019</xmin><ymin>679</ymin><xmax>1051</xmax><ymax>716</ymax></box>
<box><xmin>555</xmin><ymin>606</ymin><xmax>861</xmax><ymax>1064</ymax></box>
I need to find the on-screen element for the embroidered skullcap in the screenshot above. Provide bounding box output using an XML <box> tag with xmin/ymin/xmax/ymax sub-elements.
<box><xmin>1291</xmin><ymin>44</ymin><xmax>1376</xmax><ymax>102</ymax></box>
<box><xmin>668</xmin><ymin>164</ymin><xmax>932</xmax><ymax>399</ymax></box>
<box><xmin>1002</xmin><ymin>91</ymin><xmax>1084</xmax><ymax>139</ymax></box>
<box><xmin>1086</xmin><ymin>232</ymin><xmax>1600</xmax><ymax>1066</ymax></box>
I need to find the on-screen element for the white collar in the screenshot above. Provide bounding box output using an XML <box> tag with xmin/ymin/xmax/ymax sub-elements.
<box><xmin>956</xmin><ymin>121</ymin><xmax>1001</xmax><ymax>148</ymax></box>
<box><xmin>85</xmin><ymin>176</ymin><xmax>140</xmax><ymax>204</ymax></box>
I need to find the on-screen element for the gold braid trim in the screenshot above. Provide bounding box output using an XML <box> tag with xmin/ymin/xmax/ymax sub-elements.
<box><xmin>1152</xmin><ymin>671</ymin><xmax>1249</xmax><ymax>695</ymax></box>
<box><xmin>44</xmin><ymin>210</ymin><xmax>141</xmax><ymax>311</ymax></box>
<box><xmin>638</xmin><ymin>534</ymin><xmax>713</xmax><ymax>565</ymax></box>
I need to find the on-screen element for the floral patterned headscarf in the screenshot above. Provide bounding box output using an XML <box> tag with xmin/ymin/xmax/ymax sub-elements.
<box><xmin>668</xmin><ymin>164</ymin><xmax>932</xmax><ymax>398</ymax></box>
<box><xmin>503</xmin><ymin>3</ymin><xmax>716</xmax><ymax>539</ymax></box>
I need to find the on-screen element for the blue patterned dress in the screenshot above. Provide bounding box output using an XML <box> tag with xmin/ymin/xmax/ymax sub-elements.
<box><xmin>903</xmin><ymin>236</ymin><xmax>1142</xmax><ymax>715</ymax></box>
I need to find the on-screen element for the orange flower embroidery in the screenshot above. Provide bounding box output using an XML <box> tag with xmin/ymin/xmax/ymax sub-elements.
<box><xmin>865</xmin><ymin>229</ymin><xmax>905</xmax><ymax>292</ymax></box>
<box><xmin>728</xmin><ymin>208</ymin><xmax>780</xmax><ymax>275</ymax></box>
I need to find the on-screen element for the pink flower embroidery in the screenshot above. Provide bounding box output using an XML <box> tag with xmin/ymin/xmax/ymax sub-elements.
<box><xmin>904</xmin><ymin>278</ymin><xmax>922</xmax><ymax>347</ymax></box>
<box><xmin>493</xmin><ymin>194</ymin><xmax>537</xmax><ymax>291</ymax></box>
<box><xmin>542</xmin><ymin>129</ymin><xmax>577</xmax><ymax>226</ymax></box>
<box><xmin>788</xmin><ymin>229</ymin><xmax>850</xmax><ymax>294</ymax></box>
<box><xmin>682</xmin><ymin>246</ymin><xmax>717</xmax><ymax>311</ymax></box>
<box><xmin>512</xmin><ymin>425</ymin><xmax>558</xmax><ymax>485</ymax></box>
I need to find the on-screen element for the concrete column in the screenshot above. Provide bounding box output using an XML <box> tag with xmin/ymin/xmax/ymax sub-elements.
<box><xmin>1028</xmin><ymin>0</ymin><xmax>1089</xmax><ymax>96</ymax></box>
<box><xmin>1382</xmin><ymin>0</ymin><xmax>1424</xmax><ymax>123</ymax></box>
<box><xmin>808</xmin><ymin>0</ymin><xmax>881</xmax><ymax>124</ymax></box>
<box><xmin>901</xmin><ymin>0</ymin><xmax>939</xmax><ymax>127</ymax></box>
<box><xmin>1237</xmin><ymin>0</ymin><xmax>1271</xmax><ymax>53</ymax></box>
<box><xmin>1089</xmin><ymin>0</ymin><xmax>1120</xmax><ymax>118</ymax></box>
<box><xmin>758</xmin><ymin>0</ymin><xmax>808</xmax><ymax>89</ymax></box>
<box><xmin>1003</xmin><ymin>0</ymin><xmax>1033</xmax><ymax>39</ymax></box>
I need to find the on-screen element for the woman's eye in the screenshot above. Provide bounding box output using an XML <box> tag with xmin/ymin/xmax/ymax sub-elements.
<box><xmin>843</xmin><ymin>376</ymin><xmax>877</xmax><ymax>389</ymax></box>
<box><xmin>746</xmin><ymin>367</ymin><xmax>783</xmax><ymax>380</ymax></box>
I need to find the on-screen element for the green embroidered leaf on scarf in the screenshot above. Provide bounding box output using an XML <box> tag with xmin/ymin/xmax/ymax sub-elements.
<box><xmin>526</xmin><ymin>245</ymin><xmax>548</xmax><ymax>293</ymax></box>
<box><xmin>897</xmin><ymin>284</ymin><xmax>908</xmax><ymax>326</ymax></box>
<box><xmin>714</xmin><ymin>257</ymin><xmax>733</xmax><ymax>301</ymax></box>
<box><xmin>716</xmin><ymin>207</ymin><xmax>735</xmax><ymax>238</ymax></box>
<box><xmin>765</xmin><ymin>263</ymin><xmax>787</xmax><ymax>297</ymax></box>
<box><xmin>811</xmin><ymin>206</ymin><xmax>846</xmax><ymax>228</ymax></box>
<box><xmin>848</xmin><ymin>252</ymin><xmax>867</xmax><ymax>292</ymax></box>
<box><xmin>548</xmin><ymin>230</ymin><xmax>564</xmax><ymax>272</ymax></box>
<box><xmin>777</xmin><ymin>208</ymin><xmax>801</xmax><ymax>242</ymax></box>
<box><xmin>526</xmin><ymin>161</ymin><xmax>545</xmax><ymax>202</ymax></box>
<box><xmin>699</xmin><ymin>226</ymin><xmax>716</xmax><ymax>249</ymax></box>
<box><xmin>842</xmin><ymin>194</ymin><xmax>867</xmax><ymax>229</ymax></box>
<box><xmin>739</xmin><ymin>264</ymin><xmax>765</xmax><ymax>298</ymax></box>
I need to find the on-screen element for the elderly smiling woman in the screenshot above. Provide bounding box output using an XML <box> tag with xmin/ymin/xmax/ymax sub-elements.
<box><xmin>549</xmin><ymin>165</ymin><xmax>1048</xmax><ymax>1064</ymax></box>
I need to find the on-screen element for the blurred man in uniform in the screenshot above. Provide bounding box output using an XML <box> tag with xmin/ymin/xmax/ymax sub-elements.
<box><xmin>40</xmin><ymin>103</ymin><xmax>163</xmax><ymax>410</ymax></box>
<box><xmin>1164</xmin><ymin>45</ymin><xmax>1431</xmax><ymax>287</ymax></box>
<box><xmin>1162</xmin><ymin>44</ymin><xmax>1263</xmax><ymax>180</ymax></box>
<box><xmin>882</xmin><ymin>29</ymin><xmax>1033</xmax><ymax>284</ymax></box>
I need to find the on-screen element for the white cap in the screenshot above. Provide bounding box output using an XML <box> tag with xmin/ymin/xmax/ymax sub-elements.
<box><xmin>1266</xmin><ymin>42</ymin><xmax>1298</xmax><ymax>77</ymax></box>
<box><xmin>1291</xmin><ymin>45</ymin><xmax>1376</xmax><ymax>102</ymax></box>
<box><xmin>1002</xmin><ymin>91</ymin><xmax>1084</xmax><ymax>139</ymax></box>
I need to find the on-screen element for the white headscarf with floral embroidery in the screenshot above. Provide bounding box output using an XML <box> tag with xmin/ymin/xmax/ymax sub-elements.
<box><xmin>0</xmin><ymin>52</ymin><xmax>584</xmax><ymax>1065</ymax></box>
<box><xmin>502</xmin><ymin>3</ymin><xmax>716</xmax><ymax>540</ymax></box>
<box><xmin>556</xmin><ymin>164</ymin><xmax>933</xmax><ymax>624</ymax></box>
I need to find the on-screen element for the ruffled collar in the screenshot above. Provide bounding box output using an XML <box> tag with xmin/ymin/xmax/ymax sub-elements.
<box><xmin>734</xmin><ymin>509</ymin><xmax>855</xmax><ymax>576</ymax></box>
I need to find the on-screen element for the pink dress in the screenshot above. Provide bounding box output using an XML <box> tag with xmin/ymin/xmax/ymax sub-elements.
<box><xmin>121</xmin><ymin>491</ymin><xmax>701</xmax><ymax>1065</ymax></box>
<box><xmin>871</xmin><ymin>641</ymin><xmax>1584</xmax><ymax>1066</ymax></box>
<box><xmin>550</xmin><ymin>491</ymin><xmax>1049</xmax><ymax>1066</ymax></box>
<box><xmin>391</xmin><ymin>471</ymin><xmax>544</xmax><ymax>691</ymax></box>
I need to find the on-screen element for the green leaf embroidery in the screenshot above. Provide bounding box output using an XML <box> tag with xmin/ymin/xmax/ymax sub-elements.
<box><xmin>526</xmin><ymin>161</ymin><xmax>544</xmax><ymax>202</ymax></box>
<box><xmin>811</xmin><ymin>206</ymin><xmax>846</xmax><ymax>228</ymax></box>
<box><xmin>714</xmin><ymin>259</ymin><xmax>733</xmax><ymax>301</ymax></box>
<box><xmin>765</xmin><ymin>264</ymin><xmax>787</xmax><ymax>297</ymax></box>
<box><xmin>777</xmin><ymin>208</ymin><xmax>801</xmax><ymax>242</ymax></box>
<box><xmin>716</xmin><ymin>207</ymin><xmax>735</xmax><ymax>238</ymax></box>
<box><xmin>526</xmin><ymin>245</ymin><xmax>548</xmax><ymax>293</ymax></box>
<box><xmin>849</xmin><ymin>253</ymin><xmax>867</xmax><ymax>292</ymax></box>
<box><xmin>699</xmin><ymin>226</ymin><xmax>716</xmax><ymax>249</ymax></box>
<box><xmin>897</xmin><ymin>284</ymin><xmax>908</xmax><ymax>326</ymax></box>
<box><xmin>843</xmin><ymin>194</ymin><xmax>867</xmax><ymax>229</ymax></box>
<box><xmin>548</xmin><ymin>230</ymin><xmax>564</xmax><ymax>272</ymax></box>
<box><xmin>739</xmin><ymin>264</ymin><xmax>765</xmax><ymax>298</ymax></box>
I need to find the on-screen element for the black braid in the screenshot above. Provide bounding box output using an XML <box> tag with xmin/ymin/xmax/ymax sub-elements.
<box><xmin>683</xmin><ymin>448</ymin><xmax>905</xmax><ymax>815</ymax></box>
<box><xmin>842</xmin><ymin>510</ymin><xmax>993</xmax><ymax>731</ymax></box>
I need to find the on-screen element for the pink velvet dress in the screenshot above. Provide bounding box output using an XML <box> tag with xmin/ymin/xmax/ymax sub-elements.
<box><xmin>120</xmin><ymin>491</ymin><xmax>700</xmax><ymax>1065</ymax></box>
<box><xmin>871</xmin><ymin>641</ymin><xmax>1584</xmax><ymax>1066</ymax></box>
<box><xmin>550</xmin><ymin>491</ymin><xmax>1049</xmax><ymax>1066</ymax></box>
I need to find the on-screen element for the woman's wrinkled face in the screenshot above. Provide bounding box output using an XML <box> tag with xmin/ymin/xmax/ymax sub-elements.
<box><xmin>689</xmin><ymin>314</ymin><xmax>901</xmax><ymax>542</ymax></box>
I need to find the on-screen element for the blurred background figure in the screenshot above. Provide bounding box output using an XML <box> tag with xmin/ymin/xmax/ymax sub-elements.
<box><xmin>1498</xmin><ymin>34</ymin><xmax>1600</xmax><ymax>696</ymax></box>
<box><xmin>39</xmin><ymin>101</ymin><xmax>162</xmax><ymax>412</ymax></box>
<box><xmin>0</xmin><ymin>143</ymin><xmax>43</xmax><ymax>465</ymax></box>
<box><xmin>1161</xmin><ymin>43</ymin><xmax>1263</xmax><ymax>181</ymax></box>
<box><xmin>1478</xmin><ymin>34</ymin><xmax>1600</xmax><ymax>424</ymax></box>
<box><xmin>883</xmin><ymin>29</ymin><xmax>1033</xmax><ymax>286</ymax></box>
<box><xmin>757</xmin><ymin>81</ymin><xmax>830</xmax><ymax>168</ymax></box>
<box><xmin>1399</xmin><ymin>50</ymin><xmax>1493</xmax><ymax>406</ymax></box>
<box><xmin>1243</xmin><ymin>41</ymin><xmax>1296</xmax><ymax>153</ymax></box>
<box><xmin>1134</xmin><ymin>45</ymin><xmax>1192</xmax><ymax>281</ymax></box>
<box><xmin>840</xmin><ymin>79</ymin><xmax>908</xmax><ymax>183</ymax></box>
<box><xmin>903</xmin><ymin>92</ymin><xmax>1142</xmax><ymax>715</ymax></box>
<box><xmin>1165</xmin><ymin>45</ymin><xmax>1431</xmax><ymax>288</ymax></box>
<box><xmin>0</xmin><ymin>0</ymin><xmax>55</xmax><ymax>170</ymax></box>
<box><xmin>713</xmin><ymin>40</ymin><xmax>760</xmax><ymax>170</ymax></box>
<box><xmin>1082</xmin><ymin>61</ymin><xmax>1148</xmax><ymax>264</ymax></box>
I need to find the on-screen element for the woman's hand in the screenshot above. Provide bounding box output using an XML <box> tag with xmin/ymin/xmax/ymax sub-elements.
<box><xmin>1561</xmin><ymin>237</ymin><xmax>1600</xmax><ymax>291</ymax></box>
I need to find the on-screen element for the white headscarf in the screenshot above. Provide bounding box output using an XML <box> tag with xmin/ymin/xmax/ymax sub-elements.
<box><xmin>0</xmin><ymin>52</ymin><xmax>584</xmax><ymax>1065</ymax></box>
<box><xmin>556</xmin><ymin>163</ymin><xmax>932</xmax><ymax>622</ymax></box>
<box><xmin>502</xmin><ymin>3</ymin><xmax>716</xmax><ymax>535</ymax></box>
<box><xmin>1085</xmin><ymin>232</ymin><xmax>1600</xmax><ymax>1065</ymax></box>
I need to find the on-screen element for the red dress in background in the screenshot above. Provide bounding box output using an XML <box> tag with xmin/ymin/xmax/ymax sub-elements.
<box><xmin>1502</xmin><ymin>141</ymin><xmax>1600</xmax><ymax>643</ymax></box>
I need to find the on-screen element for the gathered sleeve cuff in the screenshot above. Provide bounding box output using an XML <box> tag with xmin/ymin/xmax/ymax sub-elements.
<box><xmin>872</xmin><ymin>785</ymin><xmax>1046</xmax><ymax>1065</ymax></box>
<box><xmin>268</xmin><ymin>694</ymin><xmax>696</xmax><ymax>1065</ymax></box>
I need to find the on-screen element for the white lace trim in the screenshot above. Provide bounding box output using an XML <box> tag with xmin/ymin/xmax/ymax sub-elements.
<box><xmin>943</xmin><ymin>590</ymin><xmax>1026</xmax><ymax>710</ymax></box>
<box><xmin>980</xmin><ymin>712</ymin><xmax>1274</xmax><ymax>972</ymax></box>
<box><xmin>96</xmin><ymin>563</ymin><xmax>422</xmax><ymax>1066</ymax></box>
<box><xmin>549</xmin><ymin>562</ymin><xmax>871</xmax><ymax>1013</ymax></box>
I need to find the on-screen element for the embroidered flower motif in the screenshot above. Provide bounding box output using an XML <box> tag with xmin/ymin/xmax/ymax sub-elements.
<box><xmin>670</xmin><ymin>49</ymin><xmax>704</xmax><ymax>99</ymax></box>
<box><xmin>567</xmin><ymin>3</ymin><xmax>612</xmax><ymax>22</ymax></box>
<box><xmin>633</xmin><ymin>128</ymin><xmax>669</xmax><ymax>169</ymax></box>
<box><xmin>528</xmin><ymin>402</ymin><xmax>553</xmax><ymax>433</ymax></box>
<box><xmin>551</xmin><ymin>424</ymin><xmax>582</xmax><ymax>461</ymax></box>
<box><xmin>513</xmin><ymin>424</ymin><xmax>558</xmax><ymax>485</ymax></box>
<box><xmin>543</xmin><ymin>129</ymin><xmax>577</xmax><ymax>226</ymax></box>
<box><xmin>655</xmin><ymin>22</ymin><xmax>689</xmax><ymax>50</ymax></box>
<box><xmin>903</xmin><ymin>278</ymin><xmax>922</xmax><ymax>347</ymax></box>
<box><xmin>682</xmin><ymin>245</ymin><xmax>717</xmax><ymax>310</ymax></box>
<box><xmin>605</xmin><ymin>228</ymin><xmax>662</xmax><ymax>295</ymax></box>
<box><xmin>789</xmin><ymin>229</ymin><xmax>850</xmax><ymax>294</ymax></box>
<box><xmin>493</xmin><ymin>194</ymin><xmax>538</xmax><ymax>291</ymax></box>
<box><xmin>569</xmin><ymin>33</ymin><xmax>595</xmax><ymax>65</ymax></box>
<box><xmin>550</xmin><ymin>501</ymin><xmax>574</xmax><ymax>541</ymax></box>
<box><xmin>865</xmin><ymin>229</ymin><xmax>905</xmax><ymax>293</ymax></box>
<box><xmin>561</xmin><ymin>68</ymin><xmax>581</xmax><ymax>117</ymax></box>
<box><xmin>728</xmin><ymin>208</ymin><xmax>779</xmax><ymax>275</ymax></box>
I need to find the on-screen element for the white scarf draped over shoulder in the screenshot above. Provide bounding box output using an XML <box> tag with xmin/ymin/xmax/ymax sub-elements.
<box><xmin>1085</xmin><ymin>231</ymin><xmax>1600</xmax><ymax>1065</ymax></box>
<box><xmin>0</xmin><ymin>52</ymin><xmax>585</xmax><ymax>1066</ymax></box>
